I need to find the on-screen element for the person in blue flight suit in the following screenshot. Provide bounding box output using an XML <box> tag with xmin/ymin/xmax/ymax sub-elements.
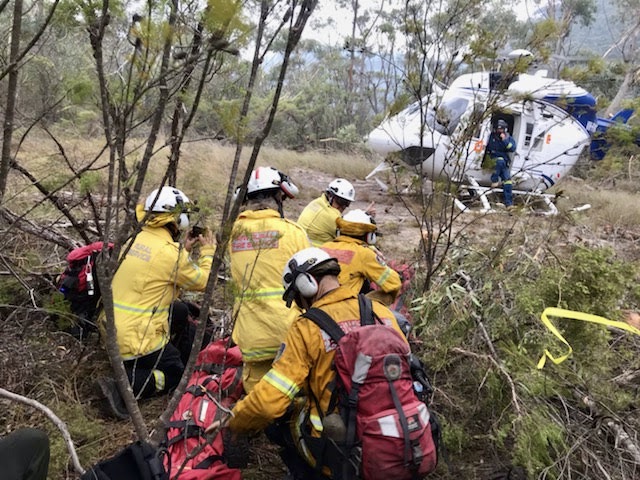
<box><xmin>488</xmin><ymin>119</ymin><xmax>517</xmax><ymax>207</ymax></box>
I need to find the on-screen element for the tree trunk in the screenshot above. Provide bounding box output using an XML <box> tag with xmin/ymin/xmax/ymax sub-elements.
<box><xmin>0</xmin><ymin>0</ymin><xmax>23</xmax><ymax>201</ymax></box>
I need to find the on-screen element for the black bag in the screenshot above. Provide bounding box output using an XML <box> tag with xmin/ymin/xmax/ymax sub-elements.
<box><xmin>80</xmin><ymin>441</ymin><xmax>168</xmax><ymax>480</ymax></box>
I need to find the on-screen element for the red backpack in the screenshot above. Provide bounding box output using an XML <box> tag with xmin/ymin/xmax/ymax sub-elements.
<box><xmin>164</xmin><ymin>339</ymin><xmax>244</xmax><ymax>480</ymax></box>
<box><xmin>303</xmin><ymin>295</ymin><xmax>438</xmax><ymax>480</ymax></box>
<box><xmin>56</xmin><ymin>241</ymin><xmax>113</xmax><ymax>339</ymax></box>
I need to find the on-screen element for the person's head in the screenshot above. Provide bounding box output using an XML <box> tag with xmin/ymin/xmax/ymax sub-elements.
<box><xmin>325</xmin><ymin>178</ymin><xmax>355</xmax><ymax>213</ymax></box>
<box><xmin>282</xmin><ymin>247</ymin><xmax>341</xmax><ymax>309</ymax></box>
<box><xmin>143</xmin><ymin>186</ymin><xmax>197</xmax><ymax>232</ymax></box>
<box><xmin>495</xmin><ymin>119</ymin><xmax>508</xmax><ymax>134</ymax></box>
<box><xmin>336</xmin><ymin>209</ymin><xmax>377</xmax><ymax>245</ymax></box>
<box><xmin>239</xmin><ymin>166</ymin><xmax>299</xmax><ymax>216</ymax></box>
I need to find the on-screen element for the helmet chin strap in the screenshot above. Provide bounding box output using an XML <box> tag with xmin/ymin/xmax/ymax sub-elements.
<box><xmin>295</xmin><ymin>293</ymin><xmax>312</xmax><ymax>311</ymax></box>
<box><xmin>275</xmin><ymin>193</ymin><xmax>285</xmax><ymax>218</ymax></box>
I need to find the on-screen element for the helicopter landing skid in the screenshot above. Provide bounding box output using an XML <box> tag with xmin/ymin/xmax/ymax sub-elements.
<box><xmin>454</xmin><ymin>177</ymin><xmax>558</xmax><ymax>216</ymax></box>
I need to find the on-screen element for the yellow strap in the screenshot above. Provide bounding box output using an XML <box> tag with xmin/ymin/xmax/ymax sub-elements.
<box><xmin>537</xmin><ymin>307</ymin><xmax>640</xmax><ymax>369</ymax></box>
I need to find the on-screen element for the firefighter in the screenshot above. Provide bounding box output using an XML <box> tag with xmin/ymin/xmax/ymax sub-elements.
<box><xmin>297</xmin><ymin>178</ymin><xmax>356</xmax><ymax>247</ymax></box>
<box><xmin>229</xmin><ymin>166</ymin><xmax>310</xmax><ymax>393</ymax></box>
<box><xmin>206</xmin><ymin>247</ymin><xmax>407</xmax><ymax>479</ymax></box>
<box><xmin>98</xmin><ymin>186</ymin><xmax>215</xmax><ymax>419</ymax></box>
<box><xmin>322</xmin><ymin>209</ymin><xmax>401</xmax><ymax>306</ymax></box>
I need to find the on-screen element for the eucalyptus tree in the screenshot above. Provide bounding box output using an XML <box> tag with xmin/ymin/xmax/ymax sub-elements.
<box><xmin>0</xmin><ymin>0</ymin><xmax>61</xmax><ymax>201</ymax></box>
<box><xmin>603</xmin><ymin>0</ymin><xmax>640</xmax><ymax>115</ymax></box>
<box><xmin>525</xmin><ymin>0</ymin><xmax>596</xmax><ymax>73</ymax></box>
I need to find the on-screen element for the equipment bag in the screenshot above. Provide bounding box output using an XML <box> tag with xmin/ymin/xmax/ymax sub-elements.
<box><xmin>57</xmin><ymin>241</ymin><xmax>113</xmax><ymax>334</ymax></box>
<box><xmin>303</xmin><ymin>295</ymin><xmax>438</xmax><ymax>480</ymax></box>
<box><xmin>164</xmin><ymin>338</ymin><xmax>244</xmax><ymax>480</ymax></box>
<box><xmin>80</xmin><ymin>441</ymin><xmax>167</xmax><ymax>480</ymax></box>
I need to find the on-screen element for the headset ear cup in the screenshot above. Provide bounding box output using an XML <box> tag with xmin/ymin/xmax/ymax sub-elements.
<box><xmin>294</xmin><ymin>272</ymin><xmax>318</xmax><ymax>298</ymax></box>
<box><xmin>366</xmin><ymin>232</ymin><xmax>377</xmax><ymax>245</ymax></box>
<box><xmin>281</xmin><ymin>180</ymin><xmax>299</xmax><ymax>199</ymax></box>
<box><xmin>178</xmin><ymin>213</ymin><xmax>189</xmax><ymax>230</ymax></box>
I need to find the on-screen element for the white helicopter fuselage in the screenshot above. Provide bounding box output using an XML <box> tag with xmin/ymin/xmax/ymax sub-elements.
<box><xmin>367</xmin><ymin>70</ymin><xmax>593</xmax><ymax>192</ymax></box>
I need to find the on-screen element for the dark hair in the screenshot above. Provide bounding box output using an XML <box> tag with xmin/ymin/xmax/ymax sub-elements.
<box><xmin>309</xmin><ymin>259</ymin><xmax>341</xmax><ymax>279</ymax></box>
<box><xmin>334</xmin><ymin>196</ymin><xmax>351</xmax><ymax>208</ymax></box>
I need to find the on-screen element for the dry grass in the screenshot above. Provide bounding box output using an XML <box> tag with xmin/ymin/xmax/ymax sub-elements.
<box><xmin>9</xmin><ymin>132</ymin><xmax>378</xmax><ymax>224</ymax></box>
<box><xmin>557</xmin><ymin>178</ymin><xmax>640</xmax><ymax>233</ymax></box>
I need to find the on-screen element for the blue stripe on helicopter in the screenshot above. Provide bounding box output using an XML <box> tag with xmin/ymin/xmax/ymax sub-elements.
<box><xmin>541</xmin><ymin>174</ymin><xmax>555</xmax><ymax>189</ymax></box>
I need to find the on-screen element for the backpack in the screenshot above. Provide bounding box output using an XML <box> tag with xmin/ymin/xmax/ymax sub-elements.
<box><xmin>57</xmin><ymin>241</ymin><xmax>113</xmax><ymax>337</ymax></box>
<box><xmin>303</xmin><ymin>295</ymin><xmax>438</xmax><ymax>480</ymax></box>
<box><xmin>80</xmin><ymin>441</ymin><xmax>168</xmax><ymax>480</ymax></box>
<box><xmin>164</xmin><ymin>338</ymin><xmax>244</xmax><ymax>480</ymax></box>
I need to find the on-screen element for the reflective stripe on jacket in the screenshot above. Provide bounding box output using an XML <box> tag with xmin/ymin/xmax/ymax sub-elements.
<box><xmin>111</xmin><ymin>226</ymin><xmax>215</xmax><ymax>359</ymax></box>
<box><xmin>229</xmin><ymin>286</ymin><xmax>407</xmax><ymax>434</ymax></box>
<box><xmin>230</xmin><ymin>209</ymin><xmax>310</xmax><ymax>362</ymax></box>
<box><xmin>297</xmin><ymin>194</ymin><xmax>340</xmax><ymax>247</ymax></box>
<box><xmin>322</xmin><ymin>236</ymin><xmax>401</xmax><ymax>301</ymax></box>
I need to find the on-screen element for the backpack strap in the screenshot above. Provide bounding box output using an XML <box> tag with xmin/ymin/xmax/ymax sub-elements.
<box><xmin>304</xmin><ymin>294</ymin><xmax>378</xmax><ymax>338</ymax></box>
<box><xmin>357</xmin><ymin>294</ymin><xmax>375</xmax><ymax>326</ymax></box>
<box><xmin>303</xmin><ymin>308</ymin><xmax>345</xmax><ymax>343</ymax></box>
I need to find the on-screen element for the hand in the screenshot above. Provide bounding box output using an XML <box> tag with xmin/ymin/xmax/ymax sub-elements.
<box><xmin>185</xmin><ymin>227</ymin><xmax>215</xmax><ymax>252</ymax></box>
<box><xmin>500</xmin><ymin>133</ymin><xmax>506</xmax><ymax>140</ymax></box>
<box><xmin>205</xmin><ymin>413</ymin><xmax>231</xmax><ymax>434</ymax></box>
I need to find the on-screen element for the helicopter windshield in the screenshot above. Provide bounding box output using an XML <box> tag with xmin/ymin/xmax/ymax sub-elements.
<box><xmin>429</xmin><ymin>97</ymin><xmax>469</xmax><ymax>135</ymax></box>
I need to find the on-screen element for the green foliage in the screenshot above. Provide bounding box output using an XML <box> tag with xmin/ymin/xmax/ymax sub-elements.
<box><xmin>336</xmin><ymin>124</ymin><xmax>361</xmax><ymax>144</ymax></box>
<box><xmin>47</xmin><ymin>402</ymin><xmax>106</xmax><ymax>477</ymax></box>
<box><xmin>0</xmin><ymin>277</ymin><xmax>23</xmax><ymax>304</ymax></box>
<box><xmin>514</xmin><ymin>246</ymin><xmax>637</xmax><ymax>369</ymax></box>
<box><xmin>66</xmin><ymin>75</ymin><xmax>96</xmax><ymax>105</ymax></box>
<box><xmin>439</xmin><ymin>414</ymin><xmax>469</xmax><ymax>455</ymax></box>
<box><xmin>203</xmin><ymin>0</ymin><xmax>246</xmax><ymax>33</ymax></box>
<box><xmin>516</xmin><ymin>246</ymin><xmax>635</xmax><ymax>317</ymax></box>
<box><xmin>79</xmin><ymin>171</ymin><xmax>103</xmax><ymax>195</ymax></box>
<box><xmin>47</xmin><ymin>291</ymin><xmax>77</xmax><ymax>331</ymax></box>
<box><xmin>513</xmin><ymin>407</ymin><xmax>566</xmax><ymax>478</ymax></box>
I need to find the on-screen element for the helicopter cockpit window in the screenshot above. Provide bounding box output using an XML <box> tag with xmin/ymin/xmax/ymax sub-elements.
<box><xmin>428</xmin><ymin>98</ymin><xmax>469</xmax><ymax>135</ymax></box>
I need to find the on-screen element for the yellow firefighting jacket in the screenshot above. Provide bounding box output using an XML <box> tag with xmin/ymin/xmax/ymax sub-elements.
<box><xmin>321</xmin><ymin>236</ymin><xmax>401</xmax><ymax>302</ymax></box>
<box><xmin>229</xmin><ymin>285</ymin><xmax>406</xmax><ymax>435</ymax></box>
<box><xmin>229</xmin><ymin>209</ymin><xmax>310</xmax><ymax>363</ymax></box>
<box><xmin>297</xmin><ymin>194</ymin><xmax>340</xmax><ymax>247</ymax></box>
<box><xmin>111</xmin><ymin>224</ymin><xmax>215</xmax><ymax>359</ymax></box>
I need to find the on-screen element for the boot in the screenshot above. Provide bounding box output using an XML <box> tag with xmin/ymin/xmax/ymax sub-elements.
<box><xmin>95</xmin><ymin>377</ymin><xmax>130</xmax><ymax>420</ymax></box>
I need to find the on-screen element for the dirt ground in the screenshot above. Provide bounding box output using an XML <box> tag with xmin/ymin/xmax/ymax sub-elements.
<box><xmin>287</xmin><ymin>166</ymin><xmax>425</xmax><ymax>261</ymax></box>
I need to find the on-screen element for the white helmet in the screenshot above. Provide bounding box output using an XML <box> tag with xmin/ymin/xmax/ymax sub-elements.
<box><xmin>246</xmin><ymin>166</ymin><xmax>299</xmax><ymax>200</ymax></box>
<box><xmin>342</xmin><ymin>209</ymin><xmax>374</xmax><ymax>225</ymax></box>
<box><xmin>282</xmin><ymin>247</ymin><xmax>337</xmax><ymax>308</ymax></box>
<box><xmin>326</xmin><ymin>178</ymin><xmax>355</xmax><ymax>203</ymax></box>
<box><xmin>338</xmin><ymin>209</ymin><xmax>377</xmax><ymax>244</ymax></box>
<box><xmin>144</xmin><ymin>186</ymin><xmax>192</xmax><ymax>229</ymax></box>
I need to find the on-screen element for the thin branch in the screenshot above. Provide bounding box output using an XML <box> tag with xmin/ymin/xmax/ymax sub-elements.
<box><xmin>0</xmin><ymin>387</ymin><xmax>85</xmax><ymax>474</ymax></box>
<box><xmin>576</xmin><ymin>391</ymin><xmax>640</xmax><ymax>464</ymax></box>
<box><xmin>451</xmin><ymin>346</ymin><xmax>523</xmax><ymax>417</ymax></box>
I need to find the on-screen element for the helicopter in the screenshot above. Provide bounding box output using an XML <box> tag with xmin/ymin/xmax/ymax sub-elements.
<box><xmin>365</xmin><ymin>51</ymin><xmax>635</xmax><ymax>214</ymax></box>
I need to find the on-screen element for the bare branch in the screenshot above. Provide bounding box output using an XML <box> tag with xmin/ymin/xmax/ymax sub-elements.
<box><xmin>0</xmin><ymin>387</ymin><xmax>85</xmax><ymax>475</ymax></box>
